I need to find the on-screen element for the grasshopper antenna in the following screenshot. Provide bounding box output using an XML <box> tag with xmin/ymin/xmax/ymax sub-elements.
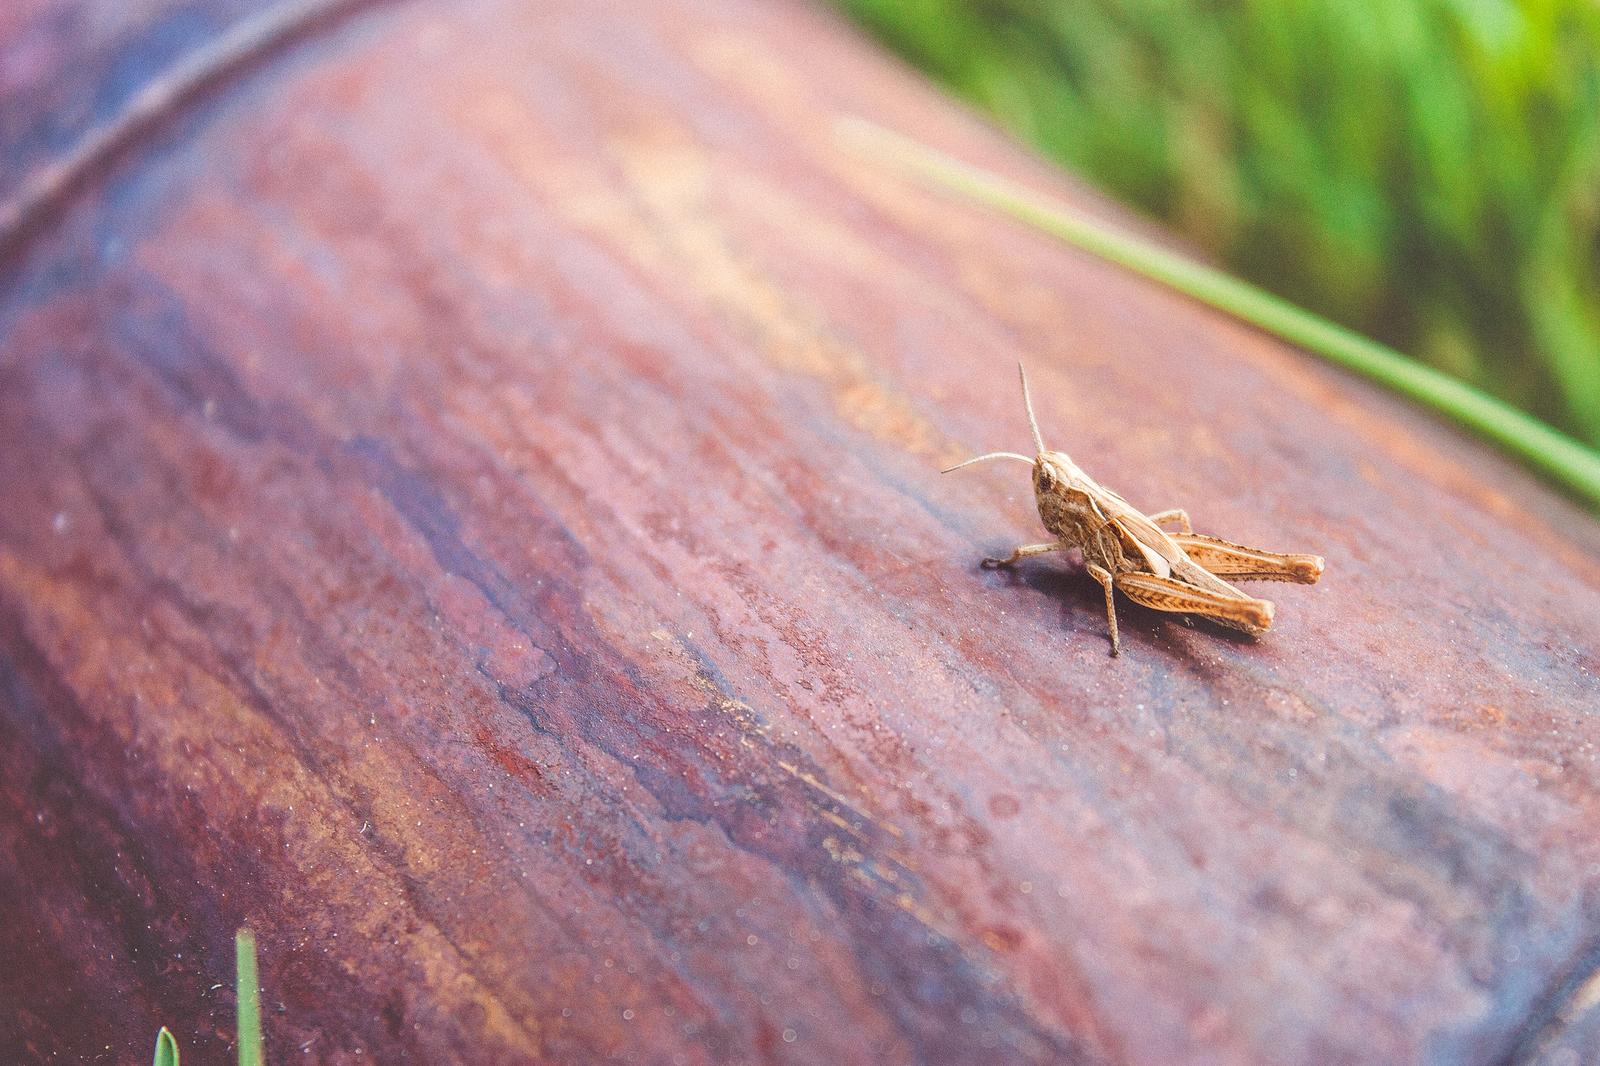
<box><xmin>941</xmin><ymin>363</ymin><xmax>1048</xmax><ymax>473</ymax></box>
<box><xmin>942</xmin><ymin>451</ymin><xmax>1036</xmax><ymax>473</ymax></box>
<box><xmin>1018</xmin><ymin>362</ymin><xmax>1046</xmax><ymax>456</ymax></box>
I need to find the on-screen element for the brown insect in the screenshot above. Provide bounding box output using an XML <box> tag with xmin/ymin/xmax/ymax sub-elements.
<box><xmin>945</xmin><ymin>365</ymin><xmax>1324</xmax><ymax>654</ymax></box>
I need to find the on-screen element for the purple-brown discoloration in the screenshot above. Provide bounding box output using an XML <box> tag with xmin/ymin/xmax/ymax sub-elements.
<box><xmin>3</xmin><ymin>1</ymin><xmax>1599</xmax><ymax>1064</ymax></box>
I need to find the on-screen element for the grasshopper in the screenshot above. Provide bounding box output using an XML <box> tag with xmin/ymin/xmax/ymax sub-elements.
<box><xmin>945</xmin><ymin>365</ymin><xmax>1324</xmax><ymax>654</ymax></box>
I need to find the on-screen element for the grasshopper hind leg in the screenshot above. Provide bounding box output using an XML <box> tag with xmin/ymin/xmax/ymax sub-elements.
<box><xmin>1169</xmin><ymin>533</ymin><xmax>1324</xmax><ymax>584</ymax></box>
<box><xmin>1112</xmin><ymin>570</ymin><xmax>1275</xmax><ymax>635</ymax></box>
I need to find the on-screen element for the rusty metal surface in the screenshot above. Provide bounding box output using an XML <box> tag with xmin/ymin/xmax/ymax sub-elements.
<box><xmin>2</xmin><ymin>0</ymin><xmax>1599</xmax><ymax>1063</ymax></box>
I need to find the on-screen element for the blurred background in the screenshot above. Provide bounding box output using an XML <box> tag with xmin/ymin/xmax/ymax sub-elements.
<box><xmin>832</xmin><ymin>0</ymin><xmax>1600</xmax><ymax>450</ymax></box>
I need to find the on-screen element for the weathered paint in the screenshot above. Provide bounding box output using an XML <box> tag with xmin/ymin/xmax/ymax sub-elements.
<box><xmin>2</xmin><ymin>1</ymin><xmax>1599</xmax><ymax>1063</ymax></box>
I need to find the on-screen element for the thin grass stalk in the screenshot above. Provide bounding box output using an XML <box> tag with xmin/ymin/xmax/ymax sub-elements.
<box><xmin>840</xmin><ymin>119</ymin><xmax>1600</xmax><ymax>513</ymax></box>
<box><xmin>236</xmin><ymin>929</ymin><xmax>264</xmax><ymax>1066</ymax></box>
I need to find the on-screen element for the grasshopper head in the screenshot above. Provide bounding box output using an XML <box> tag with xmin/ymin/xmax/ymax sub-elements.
<box><xmin>1032</xmin><ymin>450</ymin><xmax>1087</xmax><ymax>497</ymax></box>
<box><xmin>1031</xmin><ymin>450</ymin><xmax>1101</xmax><ymax>536</ymax></box>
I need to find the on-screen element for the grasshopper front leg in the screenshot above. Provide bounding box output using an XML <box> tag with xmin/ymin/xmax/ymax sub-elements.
<box><xmin>1171</xmin><ymin>534</ymin><xmax>1324</xmax><ymax>584</ymax></box>
<box><xmin>981</xmin><ymin>542</ymin><xmax>1063</xmax><ymax>569</ymax></box>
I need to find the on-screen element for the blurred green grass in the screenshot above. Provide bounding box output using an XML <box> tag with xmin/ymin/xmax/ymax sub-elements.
<box><xmin>832</xmin><ymin>0</ymin><xmax>1600</xmax><ymax>449</ymax></box>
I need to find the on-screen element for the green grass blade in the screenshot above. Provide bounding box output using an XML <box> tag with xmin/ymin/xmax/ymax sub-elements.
<box><xmin>152</xmin><ymin>1026</ymin><xmax>180</xmax><ymax>1066</ymax></box>
<box><xmin>236</xmin><ymin>929</ymin><xmax>264</xmax><ymax>1066</ymax></box>
<box><xmin>840</xmin><ymin>118</ymin><xmax>1600</xmax><ymax>513</ymax></box>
